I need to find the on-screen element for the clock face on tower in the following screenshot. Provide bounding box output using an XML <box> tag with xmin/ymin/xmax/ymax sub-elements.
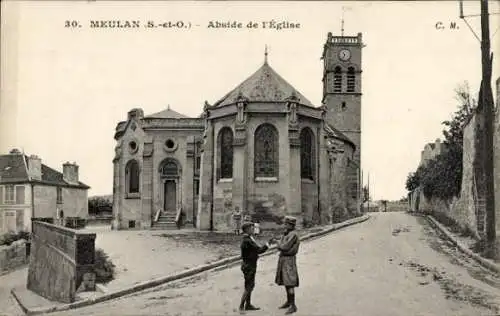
<box><xmin>338</xmin><ymin>49</ymin><xmax>351</xmax><ymax>61</ymax></box>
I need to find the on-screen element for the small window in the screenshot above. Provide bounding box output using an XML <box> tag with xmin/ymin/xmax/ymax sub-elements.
<box><xmin>218</xmin><ymin>128</ymin><xmax>234</xmax><ymax>179</ymax></box>
<box><xmin>15</xmin><ymin>186</ymin><xmax>25</xmax><ymax>204</ymax></box>
<box><xmin>128</xmin><ymin>220</ymin><xmax>136</xmax><ymax>228</ymax></box>
<box><xmin>194</xmin><ymin>179</ymin><xmax>200</xmax><ymax>197</ymax></box>
<box><xmin>196</xmin><ymin>156</ymin><xmax>201</xmax><ymax>170</ymax></box>
<box><xmin>333</xmin><ymin>66</ymin><xmax>342</xmax><ymax>93</ymax></box>
<box><xmin>341</xmin><ymin>102</ymin><xmax>347</xmax><ymax>111</ymax></box>
<box><xmin>126</xmin><ymin>160</ymin><xmax>140</xmax><ymax>194</ymax></box>
<box><xmin>165</xmin><ymin>139</ymin><xmax>175</xmax><ymax>149</ymax></box>
<box><xmin>128</xmin><ymin>141</ymin><xmax>138</xmax><ymax>153</ymax></box>
<box><xmin>5</xmin><ymin>185</ymin><xmax>15</xmax><ymax>203</ymax></box>
<box><xmin>347</xmin><ymin>67</ymin><xmax>355</xmax><ymax>92</ymax></box>
<box><xmin>57</xmin><ymin>187</ymin><xmax>63</xmax><ymax>203</ymax></box>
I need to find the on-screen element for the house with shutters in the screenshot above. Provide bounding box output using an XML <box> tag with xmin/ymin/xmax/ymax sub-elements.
<box><xmin>0</xmin><ymin>149</ymin><xmax>90</xmax><ymax>234</ymax></box>
<box><xmin>112</xmin><ymin>32</ymin><xmax>364</xmax><ymax>231</ymax></box>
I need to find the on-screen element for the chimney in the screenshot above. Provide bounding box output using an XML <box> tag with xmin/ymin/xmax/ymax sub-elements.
<box><xmin>27</xmin><ymin>155</ymin><xmax>42</xmax><ymax>181</ymax></box>
<box><xmin>63</xmin><ymin>162</ymin><xmax>79</xmax><ymax>185</ymax></box>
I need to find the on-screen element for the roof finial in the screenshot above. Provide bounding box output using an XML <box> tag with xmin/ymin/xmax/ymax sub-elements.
<box><xmin>167</xmin><ymin>104</ymin><xmax>170</xmax><ymax>110</ymax></box>
<box><xmin>264</xmin><ymin>45</ymin><xmax>268</xmax><ymax>64</ymax></box>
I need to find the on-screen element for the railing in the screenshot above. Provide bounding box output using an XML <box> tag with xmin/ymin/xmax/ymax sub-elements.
<box><xmin>154</xmin><ymin>208</ymin><xmax>162</xmax><ymax>223</ymax></box>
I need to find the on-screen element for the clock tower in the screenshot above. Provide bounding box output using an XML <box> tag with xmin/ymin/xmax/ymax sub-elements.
<box><xmin>322</xmin><ymin>32</ymin><xmax>363</xmax><ymax>165</ymax></box>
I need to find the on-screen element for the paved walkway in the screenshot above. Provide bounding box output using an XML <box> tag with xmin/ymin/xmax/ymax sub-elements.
<box><xmin>50</xmin><ymin>213</ymin><xmax>500</xmax><ymax>316</ymax></box>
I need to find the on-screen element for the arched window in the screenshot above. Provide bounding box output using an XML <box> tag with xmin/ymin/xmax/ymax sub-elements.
<box><xmin>300</xmin><ymin>128</ymin><xmax>315</xmax><ymax>180</ymax></box>
<box><xmin>333</xmin><ymin>66</ymin><xmax>342</xmax><ymax>93</ymax></box>
<box><xmin>218</xmin><ymin>127</ymin><xmax>233</xmax><ymax>179</ymax></box>
<box><xmin>254</xmin><ymin>124</ymin><xmax>279</xmax><ymax>178</ymax></box>
<box><xmin>347</xmin><ymin>67</ymin><xmax>355</xmax><ymax>92</ymax></box>
<box><xmin>160</xmin><ymin>158</ymin><xmax>179</xmax><ymax>177</ymax></box>
<box><xmin>125</xmin><ymin>160</ymin><xmax>140</xmax><ymax>194</ymax></box>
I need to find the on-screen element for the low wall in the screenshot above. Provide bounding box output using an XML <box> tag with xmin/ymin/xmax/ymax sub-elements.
<box><xmin>0</xmin><ymin>240</ymin><xmax>28</xmax><ymax>273</ymax></box>
<box><xmin>27</xmin><ymin>221</ymin><xmax>96</xmax><ymax>303</ymax></box>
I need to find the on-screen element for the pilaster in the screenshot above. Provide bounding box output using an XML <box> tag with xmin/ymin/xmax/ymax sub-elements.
<box><xmin>287</xmin><ymin>95</ymin><xmax>302</xmax><ymax>225</ymax></box>
<box><xmin>197</xmin><ymin>105</ymin><xmax>214</xmax><ymax>230</ymax></box>
<box><xmin>184</xmin><ymin>136</ymin><xmax>195</xmax><ymax>225</ymax></box>
<box><xmin>141</xmin><ymin>137</ymin><xmax>154</xmax><ymax>228</ymax></box>
<box><xmin>232</xmin><ymin>95</ymin><xmax>248</xmax><ymax>212</ymax></box>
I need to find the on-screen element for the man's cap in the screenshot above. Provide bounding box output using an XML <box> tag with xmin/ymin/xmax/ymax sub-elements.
<box><xmin>241</xmin><ymin>221</ymin><xmax>254</xmax><ymax>230</ymax></box>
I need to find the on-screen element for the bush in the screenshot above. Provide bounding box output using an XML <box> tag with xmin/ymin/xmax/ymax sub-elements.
<box><xmin>0</xmin><ymin>231</ymin><xmax>30</xmax><ymax>246</ymax></box>
<box><xmin>93</xmin><ymin>248</ymin><xmax>116</xmax><ymax>284</ymax></box>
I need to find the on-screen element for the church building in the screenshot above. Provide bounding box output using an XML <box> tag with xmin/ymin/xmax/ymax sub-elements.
<box><xmin>112</xmin><ymin>32</ymin><xmax>364</xmax><ymax>231</ymax></box>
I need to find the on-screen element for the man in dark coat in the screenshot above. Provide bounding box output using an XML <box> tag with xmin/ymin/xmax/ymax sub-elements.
<box><xmin>239</xmin><ymin>221</ymin><xmax>274</xmax><ymax>314</ymax></box>
<box><xmin>275</xmin><ymin>216</ymin><xmax>300</xmax><ymax>314</ymax></box>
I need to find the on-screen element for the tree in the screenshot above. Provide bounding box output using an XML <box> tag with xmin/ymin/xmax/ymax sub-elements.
<box><xmin>406</xmin><ymin>82</ymin><xmax>476</xmax><ymax>201</ymax></box>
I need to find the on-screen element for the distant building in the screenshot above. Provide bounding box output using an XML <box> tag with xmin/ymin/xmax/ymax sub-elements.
<box><xmin>419</xmin><ymin>138</ymin><xmax>446</xmax><ymax>167</ymax></box>
<box><xmin>0</xmin><ymin>149</ymin><xmax>90</xmax><ymax>234</ymax></box>
<box><xmin>112</xmin><ymin>32</ymin><xmax>364</xmax><ymax>231</ymax></box>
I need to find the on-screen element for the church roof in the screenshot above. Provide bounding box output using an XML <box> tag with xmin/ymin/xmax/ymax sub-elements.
<box><xmin>213</xmin><ymin>61</ymin><xmax>314</xmax><ymax>107</ymax></box>
<box><xmin>146</xmin><ymin>106</ymin><xmax>190</xmax><ymax>119</ymax></box>
<box><xmin>324</xmin><ymin>123</ymin><xmax>356</xmax><ymax>149</ymax></box>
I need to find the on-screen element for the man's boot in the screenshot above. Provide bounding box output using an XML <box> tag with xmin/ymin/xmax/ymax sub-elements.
<box><xmin>245</xmin><ymin>291</ymin><xmax>260</xmax><ymax>310</ymax></box>
<box><xmin>285</xmin><ymin>293</ymin><xmax>297</xmax><ymax>314</ymax></box>
<box><xmin>278</xmin><ymin>292</ymin><xmax>290</xmax><ymax>309</ymax></box>
<box><xmin>239</xmin><ymin>290</ymin><xmax>247</xmax><ymax>314</ymax></box>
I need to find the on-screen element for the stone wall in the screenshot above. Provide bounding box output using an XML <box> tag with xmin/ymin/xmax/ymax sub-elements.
<box><xmin>27</xmin><ymin>221</ymin><xmax>96</xmax><ymax>303</ymax></box>
<box><xmin>0</xmin><ymin>239</ymin><xmax>28</xmax><ymax>273</ymax></box>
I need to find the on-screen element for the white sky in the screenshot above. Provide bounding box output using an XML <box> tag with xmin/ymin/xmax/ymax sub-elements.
<box><xmin>1</xmin><ymin>1</ymin><xmax>499</xmax><ymax>201</ymax></box>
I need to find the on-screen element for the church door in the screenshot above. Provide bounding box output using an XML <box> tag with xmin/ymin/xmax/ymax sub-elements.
<box><xmin>164</xmin><ymin>180</ymin><xmax>177</xmax><ymax>213</ymax></box>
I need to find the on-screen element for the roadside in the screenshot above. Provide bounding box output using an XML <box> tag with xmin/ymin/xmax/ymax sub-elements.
<box><xmin>4</xmin><ymin>215</ymin><xmax>368</xmax><ymax>315</ymax></box>
<box><xmin>48</xmin><ymin>212</ymin><xmax>499</xmax><ymax>316</ymax></box>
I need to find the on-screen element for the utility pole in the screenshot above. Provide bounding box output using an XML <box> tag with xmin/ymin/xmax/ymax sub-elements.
<box><xmin>479</xmin><ymin>0</ymin><xmax>496</xmax><ymax>258</ymax></box>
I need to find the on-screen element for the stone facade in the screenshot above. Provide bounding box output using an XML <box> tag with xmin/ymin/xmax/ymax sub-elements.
<box><xmin>0</xmin><ymin>150</ymin><xmax>89</xmax><ymax>234</ymax></box>
<box><xmin>27</xmin><ymin>221</ymin><xmax>96</xmax><ymax>303</ymax></box>
<box><xmin>113</xmin><ymin>32</ymin><xmax>364</xmax><ymax>231</ymax></box>
<box><xmin>0</xmin><ymin>239</ymin><xmax>28</xmax><ymax>273</ymax></box>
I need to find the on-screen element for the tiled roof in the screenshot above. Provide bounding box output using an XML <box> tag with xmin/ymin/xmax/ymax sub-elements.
<box><xmin>146</xmin><ymin>107</ymin><xmax>190</xmax><ymax>119</ymax></box>
<box><xmin>0</xmin><ymin>153</ymin><xmax>89</xmax><ymax>188</ymax></box>
<box><xmin>0</xmin><ymin>154</ymin><xmax>29</xmax><ymax>182</ymax></box>
<box><xmin>324</xmin><ymin>123</ymin><xmax>355</xmax><ymax>149</ymax></box>
<box><xmin>213</xmin><ymin>61</ymin><xmax>314</xmax><ymax>107</ymax></box>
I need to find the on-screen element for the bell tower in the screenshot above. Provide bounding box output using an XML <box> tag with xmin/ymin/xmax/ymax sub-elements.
<box><xmin>322</xmin><ymin>32</ymin><xmax>363</xmax><ymax>165</ymax></box>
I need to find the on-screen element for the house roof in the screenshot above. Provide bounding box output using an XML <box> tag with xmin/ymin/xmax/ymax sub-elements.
<box><xmin>0</xmin><ymin>154</ymin><xmax>29</xmax><ymax>182</ymax></box>
<box><xmin>146</xmin><ymin>106</ymin><xmax>190</xmax><ymax>119</ymax></box>
<box><xmin>0</xmin><ymin>152</ymin><xmax>89</xmax><ymax>189</ymax></box>
<box><xmin>213</xmin><ymin>61</ymin><xmax>314</xmax><ymax>107</ymax></box>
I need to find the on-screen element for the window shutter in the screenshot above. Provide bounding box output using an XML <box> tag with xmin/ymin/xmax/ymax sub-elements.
<box><xmin>16</xmin><ymin>186</ymin><xmax>25</xmax><ymax>204</ymax></box>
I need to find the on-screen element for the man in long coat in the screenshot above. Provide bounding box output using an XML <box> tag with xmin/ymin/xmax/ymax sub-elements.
<box><xmin>275</xmin><ymin>216</ymin><xmax>300</xmax><ymax>314</ymax></box>
<box><xmin>239</xmin><ymin>221</ymin><xmax>273</xmax><ymax>313</ymax></box>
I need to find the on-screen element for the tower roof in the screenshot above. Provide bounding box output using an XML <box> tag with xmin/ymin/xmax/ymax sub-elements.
<box><xmin>213</xmin><ymin>61</ymin><xmax>313</xmax><ymax>107</ymax></box>
<box><xmin>146</xmin><ymin>106</ymin><xmax>190</xmax><ymax>119</ymax></box>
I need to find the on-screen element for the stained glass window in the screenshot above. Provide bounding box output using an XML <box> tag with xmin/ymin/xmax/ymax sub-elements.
<box><xmin>126</xmin><ymin>160</ymin><xmax>140</xmax><ymax>193</ymax></box>
<box><xmin>347</xmin><ymin>67</ymin><xmax>355</xmax><ymax>92</ymax></box>
<box><xmin>219</xmin><ymin>127</ymin><xmax>233</xmax><ymax>179</ymax></box>
<box><xmin>255</xmin><ymin>124</ymin><xmax>278</xmax><ymax>178</ymax></box>
<box><xmin>300</xmin><ymin>128</ymin><xmax>315</xmax><ymax>180</ymax></box>
<box><xmin>333</xmin><ymin>66</ymin><xmax>342</xmax><ymax>93</ymax></box>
